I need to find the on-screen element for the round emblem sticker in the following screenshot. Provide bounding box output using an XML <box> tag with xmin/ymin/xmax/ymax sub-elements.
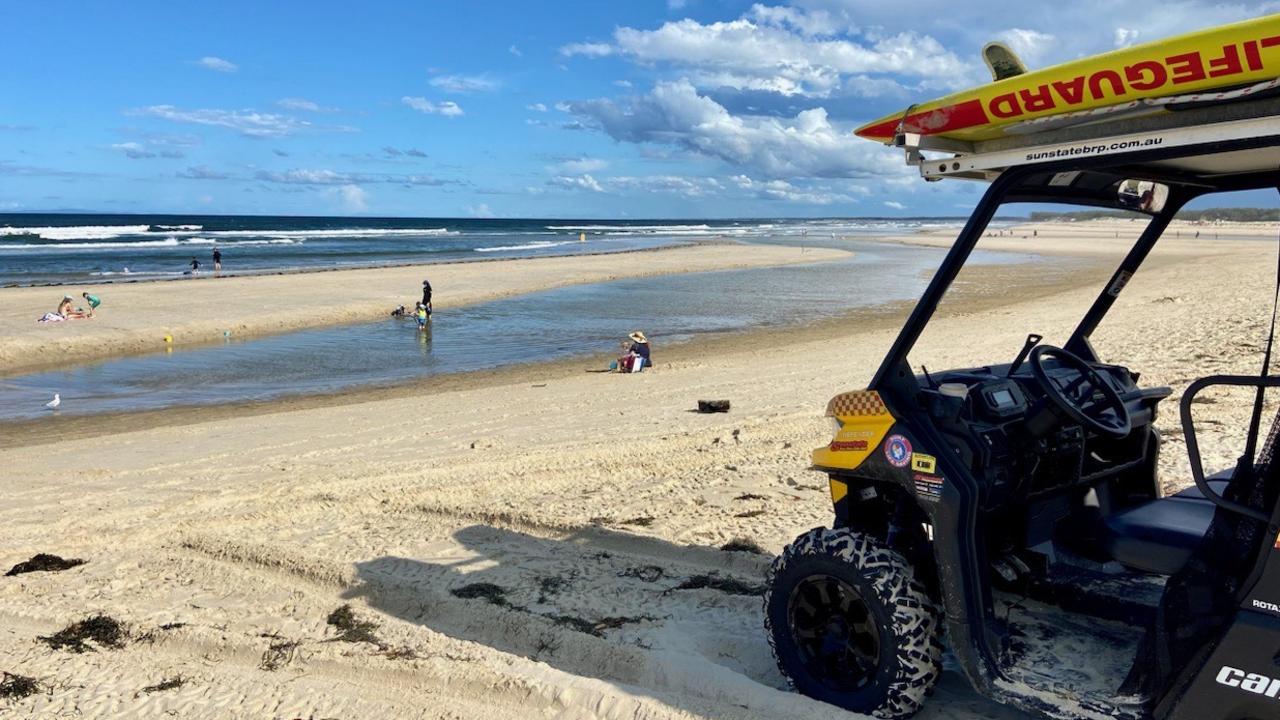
<box><xmin>884</xmin><ymin>434</ymin><xmax>912</xmax><ymax>468</ymax></box>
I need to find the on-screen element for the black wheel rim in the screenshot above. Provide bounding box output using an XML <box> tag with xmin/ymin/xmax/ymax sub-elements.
<box><xmin>787</xmin><ymin>574</ymin><xmax>882</xmax><ymax>693</ymax></box>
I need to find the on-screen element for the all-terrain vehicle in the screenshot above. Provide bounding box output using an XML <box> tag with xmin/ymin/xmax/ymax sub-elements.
<box><xmin>763</xmin><ymin>60</ymin><xmax>1280</xmax><ymax>720</ymax></box>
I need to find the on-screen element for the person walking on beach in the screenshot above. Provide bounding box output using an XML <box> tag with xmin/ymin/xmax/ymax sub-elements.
<box><xmin>212</xmin><ymin>247</ymin><xmax>222</xmax><ymax>274</ymax></box>
<box><xmin>189</xmin><ymin>257</ymin><xmax>201</xmax><ymax>276</ymax></box>
<box><xmin>81</xmin><ymin>292</ymin><xmax>100</xmax><ymax>317</ymax></box>
<box><xmin>421</xmin><ymin>279</ymin><xmax>433</xmax><ymax>311</ymax></box>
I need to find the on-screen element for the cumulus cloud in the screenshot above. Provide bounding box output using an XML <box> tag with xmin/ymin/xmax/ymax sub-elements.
<box><xmin>555</xmin><ymin>157</ymin><xmax>608</xmax><ymax>173</ymax></box>
<box><xmin>508</xmin><ymin>45</ymin><xmax>523</xmax><ymax>57</ymax></box>
<box><xmin>994</xmin><ymin>28</ymin><xmax>1056</xmax><ymax>67</ymax></box>
<box><xmin>133</xmin><ymin>105</ymin><xmax>331</xmax><ymax>138</ymax></box>
<box><xmin>429</xmin><ymin>74</ymin><xmax>498</xmax><ymax>93</ymax></box>
<box><xmin>196</xmin><ymin>56</ymin><xmax>238</xmax><ymax>73</ymax></box>
<box><xmin>337</xmin><ymin>184</ymin><xmax>368</xmax><ymax>212</ymax></box>
<box><xmin>253</xmin><ymin>167</ymin><xmax>456</xmax><ymax>187</ymax></box>
<box><xmin>561</xmin><ymin>42</ymin><xmax>614</xmax><ymax>58</ymax></box>
<box><xmin>884</xmin><ymin>200</ymin><xmax>906</xmax><ymax>210</ymax></box>
<box><xmin>568</xmin><ymin>79</ymin><xmax>905</xmax><ymax>179</ymax></box>
<box><xmin>562</xmin><ymin>9</ymin><xmax>973</xmax><ymax>97</ymax></box>
<box><xmin>111</xmin><ymin>141</ymin><xmax>183</xmax><ymax>159</ymax></box>
<box><xmin>733</xmin><ymin>175</ymin><xmax>860</xmax><ymax>204</ymax></box>
<box><xmin>401</xmin><ymin>96</ymin><xmax>464</xmax><ymax>117</ymax></box>
<box><xmin>277</xmin><ymin>97</ymin><xmax>339</xmax><ymax>113</ymax></box>
<box><xmin>549</xmin><ymin>174</ymin><xmax>605</xmax><ymax>192</ymax></box>
<box><xmin>1114</xmin><ymin>27</ymin><xmax>1141</xmax><ymax>48</ymax></box>
<box><xmin>527</xmin><ymin>103</ymin><xmax>548</xmax><ymax>112</ymax></box>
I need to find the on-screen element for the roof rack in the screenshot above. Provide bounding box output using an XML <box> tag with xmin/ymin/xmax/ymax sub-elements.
<box><xmin>897</xmin><ymin>79</ymin><xmax>1280</xmax><ymax>182</ymax></box>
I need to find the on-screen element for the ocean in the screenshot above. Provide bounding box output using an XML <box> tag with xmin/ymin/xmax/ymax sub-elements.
<box><xmin>0</xmin><ymin>213</ymin><xmax>969</xmax><ymax>287</ymax></box>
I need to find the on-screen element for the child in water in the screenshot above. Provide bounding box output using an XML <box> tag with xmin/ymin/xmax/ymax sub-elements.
<box><xmin>415</xmin><ymin>302</ymin><xmax>430</xmax><ymax>330</ymax></box>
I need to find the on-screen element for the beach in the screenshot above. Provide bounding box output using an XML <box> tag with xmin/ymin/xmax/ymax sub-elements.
<box><xmin>1</xmin><ymin>220</ymin><xmax>1277</xmax><ymax>719</ymax></box>
<box><xmin>0</xmin><ymin>242</ymin><xmax>847</xmax><ymax>375</ymax></box>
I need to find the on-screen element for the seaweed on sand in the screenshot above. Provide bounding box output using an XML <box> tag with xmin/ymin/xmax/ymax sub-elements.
<box><xmin>451</xmin><ymin>582</ymin><xmax>516</xmax><ymax>608</ymax></box>
<box><xmin>669</xmin><ymin>574</ymin><xmax>766</xmax><ymax>597</ymax></box>
<box><xmin>5</xmin><ymin>554</ymin><xmax>86</xmax><ymax>577</ymax></box>
<box><xmin>259</xmin><ymin>639</ymin><xmax>300</xmax><ymax>671</ymax></box>
<box><xmin>549</xmin><ymin>614</ymin><xmax>657</xmax><ymax>638</ymax></box>
<box><xmin>325</xmin><ymin>604</ymin><xmax>382</xmax><ymax>645</ymax></box>
<box><xmin>0</xmin><ymin>672</ymin><xmax>40</xmax><ymax>701</ymax></box>
<box><xmin>138</xmin><ymin>676</ymin><xmax>186</xmax><ymax>695</ymax></box>
<box><xmin>720</xmin><ymin>538</ymin><xmax>766</xmax><ymax>555</ymax></box>
<box><xmin>38</xmin><ymin>615</ymin><xmax>127</xmax><ymax>653</ymax></box>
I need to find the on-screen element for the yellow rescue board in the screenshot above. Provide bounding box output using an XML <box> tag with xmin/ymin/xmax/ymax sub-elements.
<box><xmin>855</xmin><ymin>15</ymin><xmax>1280</xmax><ymax>144</ymax></box>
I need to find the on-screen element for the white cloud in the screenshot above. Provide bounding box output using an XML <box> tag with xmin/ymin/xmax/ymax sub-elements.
<box><xmin>668</xmin><ymin>0</ymin><xmax>688</xmax><ymax>9</ymax></box>
<box><xmin>508</xmin><ymin>45</ymin><xmax>523</xmax><ymax>57</ymax></box>
<box><xmin>1114</xmin><ymin>27</ymin><xmax>1140</xmax><ymax>48</ymax></box>
<box><xmin>884</xmin><ymin>200</ymin><xmax>906</xmax><ymax>210</ymax></box>
<box><xmin>556</xmin><ymin>157</ymin><xmax>608</xmax><ymax>173</ymax></box>
<box><xmin>733</xmin><ymin>175</ymin><xmax>860</xmax><ymax>204</ymax></box>
<box><xmin>467</xmin><ymin>203</ymin><xmax>496</xmax><ymax>218</ymax></box>
<box><xmin>526</xmin><ymin>103</ymin><xmax>548</xmax><ymax>112</ymax></box>
<box><xmin>568</xmin><ymin>79</ymin><xmax>906</xmax><ymax>179</ymax></box>
<box><xmin>549</xmin><ymin>174</ymin><xmax>605</xmax><ymax>192</ymax></box>
<box><xmin>564</xmin><ymin>10</ymin><xmax>973</xmax><ymax>98</ymax></box>
<box><xmin>111</xmin><ymin>141</ymin><xmax>183</xmax><ymax>159</ymax></box>
<box><xmin>613</xmin><ymin>79</ymin><xmax>633</xmax><ymax>88</ymax></box>
<box><xmin>994</xmin><ymin>28</ymin><xmax>1056</xmax><ymax>67</ymax></box>
<box><xmin>401</xmin><ymin>96</ymin><xmax>464</xmax><ymax>117</ymax></box>
<box><xmin>337</xmin><ymin>184</ymin><xmax>368</xmax><ymax>212</ymax></box>
<box><xmin>134</xmin><ymin>105</ymin><xmax>329</xmax><ymax>138</ymax></box>
<box><xmin>253</xmin><ymin>167</ymin><xmax>455</xmax><ymax>187</ymax></box>
<box><xmin>429</xmin><ymin>74</ymin><xmax>498</xmax><ymax>93</ymax></box>
<box><xmin>196</xmin><ymin>56</ymin><xmax>238</xmax><ymax>73</ymax></box>
<box><xmin>277</xmin><ymin>97</ymin><xmax>339</xmax><ymax>113</ymax></box>
<box><xmin>560</xmin><ymin>42</ymin><xmax>615</xmax><ymax>58</ymax></box>
<box><xmin>111</xmin><ymin>142</ymin><xmax>155</xmax><ymax>159</ymax></box>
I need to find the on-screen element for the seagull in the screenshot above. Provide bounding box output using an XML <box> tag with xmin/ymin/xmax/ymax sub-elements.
<box><xmin>45</xmin><ymin>393</ymin><xmax>60</xmax><ymax>410</ymax></box>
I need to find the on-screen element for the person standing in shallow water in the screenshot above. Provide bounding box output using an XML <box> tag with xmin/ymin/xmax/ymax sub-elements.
<box><xmin>421</xmin><ymin>279</ymin><xmax>433</xmax><ymax>312</ymax></box>
<box><xmin>212</xmin><ymin>247</ymin><xmax>222</xmax><ymax>275</ymax></box>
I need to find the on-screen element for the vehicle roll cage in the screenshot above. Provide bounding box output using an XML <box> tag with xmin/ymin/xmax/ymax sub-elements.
<box><xmin>861</xmin><ymin>119</ymin><xmax>1280</xmax><ymax>694</ymax></box>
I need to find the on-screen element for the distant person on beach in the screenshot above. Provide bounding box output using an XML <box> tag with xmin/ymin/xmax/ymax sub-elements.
<box><xmin>212</xmin><ymin>247</ymin><xmax>222</xmax><ymax>274</ymax></box>
<box><xmin>612</xmin><ymin>331</ymin><xmax>651</xmax><ymax>373</ymax></box>
<box><xmin>421</xmin><ymin>279</ymin><xmax>433</xmax><ymax>310</ymax></box>
<box><xmin>189</xmin><ymin>257</ymin><xmax>200</xmax><ymax>275</ymax></box>
<box><xmin>390</xmin><ymin>304</ymin><xmax>408</xmax><ymax>318</ymax></box>
<box><xmin>56</xmin><ymin>295</ymin><xmax>74</xmax><ymax>318</ymax></box>
<box><xmin>81</xmin><ymin>292</ymin><xmax>100</xmax><ymax>317</ymax></box>
<box><xmin>415</xmin><ymin>302</ymin><xmax>430</xmax><ymax>330</ymax></box>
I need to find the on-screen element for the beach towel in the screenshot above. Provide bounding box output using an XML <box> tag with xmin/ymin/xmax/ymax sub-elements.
<box><xmin>37</xmin><ymin>313</ymin><xmax>65</xmax><ymax>323</ymax></box>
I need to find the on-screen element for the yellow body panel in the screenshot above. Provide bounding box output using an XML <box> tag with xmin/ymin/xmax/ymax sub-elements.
<box><xmin>855</xmin><ymin>15</ymin><xmax>1280</xmax><ymax>143</ymax></box>
<box><xmin>811</xmin><ymin>390</ymin><xmax>896</xmax><ymax>472</ymax></box>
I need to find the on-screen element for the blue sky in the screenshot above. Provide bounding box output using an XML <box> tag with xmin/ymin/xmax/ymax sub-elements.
<box><xmin>2</xmin><ymin>1</ymin><xmax>1277</xmax><ymax>218</ymax></box>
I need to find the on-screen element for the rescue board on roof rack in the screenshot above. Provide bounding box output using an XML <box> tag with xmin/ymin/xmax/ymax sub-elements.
<box><xmin>855</xmin><ymin>15</ymin><xmax>1280</xmax><ymax>144</ymax></box>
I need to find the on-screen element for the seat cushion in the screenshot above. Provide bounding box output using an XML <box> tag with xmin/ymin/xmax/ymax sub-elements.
<box><xmin>1100</xmin><ymin>497</ymin><xmax>1215</xmax><ymax>575</ymax></box>
<box><xmin>1170</xmin><ymin>467</ymin><xmax>1233</xmax><ymax>501</ymax></box>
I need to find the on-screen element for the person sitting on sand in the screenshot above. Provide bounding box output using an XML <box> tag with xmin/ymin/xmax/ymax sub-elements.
<box><xmin>611</xmin><ymin>331</ymin><xmax>651</xmax><ymax>373</ymax></box>
<box><xmin>81</xmin><ymin>292</ymin><xmax>100</xmax><ymax>317</ymax></box>
<box><xmin>56</xmin><ymin>295</ymin><xmax>74</xmax><ymax>318</ymax></box>
<box><xmin>390</xmin><ymin>304</ymin><xmax>408</xmax><ymax>318</ymax></box>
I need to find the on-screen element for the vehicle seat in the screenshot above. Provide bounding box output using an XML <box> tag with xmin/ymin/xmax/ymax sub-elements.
<box><xmin>1098</xmin><ymin>469</ymin><xmax>1231</xmax><ymax>575</ymax></box>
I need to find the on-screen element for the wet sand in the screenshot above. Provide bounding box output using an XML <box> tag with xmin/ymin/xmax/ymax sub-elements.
<box><xmin>0</xmin><ymin>221</ymin><xmax>1276</xmax><ymax>719</ymax></box>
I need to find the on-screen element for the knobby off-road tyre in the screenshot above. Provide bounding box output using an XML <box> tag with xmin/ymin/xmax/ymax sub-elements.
<box><xmin>764</xmin><ymin>526</ymin><xmax>942</xmax><ymax>719</ymax></box>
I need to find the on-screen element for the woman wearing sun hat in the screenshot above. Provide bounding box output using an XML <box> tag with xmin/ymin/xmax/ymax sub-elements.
<box><xmin>624</xmin><ymin>330</ymin><xmax>651</xmax><ymax>372</ymax></box>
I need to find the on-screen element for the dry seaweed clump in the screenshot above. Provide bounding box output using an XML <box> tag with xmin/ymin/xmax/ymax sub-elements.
<box><xmin>38</xmin><ymin>615</ymin><xmax>127</xmax><ymax>653</ymax></box>
<box><xmin>450</xmin><ymin>582</ymin><xmax>515</xmax><ymax>608</ymax></box>
<box><xmin>137</xmin><ymin>676</ymin><xmax>186</xmax><ymax>696</ymax></box>
<box><xmin>0</xmin><ymin>672</ymin><xmax>40</xmax><ymax>701</ymax></box>
<box><xmin>720</xmin><ymin>538</ymin><xmax>767</xmax><ymax>555</ymax></box>
<box><xmin>670</xmin><ymin>574</ymin><xmax>766</xmax><ymax>597</ymax></box>
<box><xmin>5</xmin><ymin>554</ymin><xmax>86</xmax><ymax>577</ymax></box>
<box><xmin>326</xmin><ymin>604</ymin><xmax>382</xmax><ymax>645</ymax></box>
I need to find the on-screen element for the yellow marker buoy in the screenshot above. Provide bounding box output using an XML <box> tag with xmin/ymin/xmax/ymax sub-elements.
<box><xmin>163</xmin><ymin>335</ymin><xmax>172</xmax><ymax>343</ymax></box>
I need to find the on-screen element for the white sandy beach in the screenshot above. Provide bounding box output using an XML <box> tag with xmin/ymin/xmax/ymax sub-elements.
<box><xmin>1</xmin><ymin>221</ymin><xmax>1278</xmax><ymax>719</ymax></box>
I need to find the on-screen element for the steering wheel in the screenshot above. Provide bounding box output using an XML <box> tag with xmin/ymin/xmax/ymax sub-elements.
<box><xmin>1028</xmin><ymin>345</ymin><xmax>1132</xmax><ymax>438</ymax></box>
